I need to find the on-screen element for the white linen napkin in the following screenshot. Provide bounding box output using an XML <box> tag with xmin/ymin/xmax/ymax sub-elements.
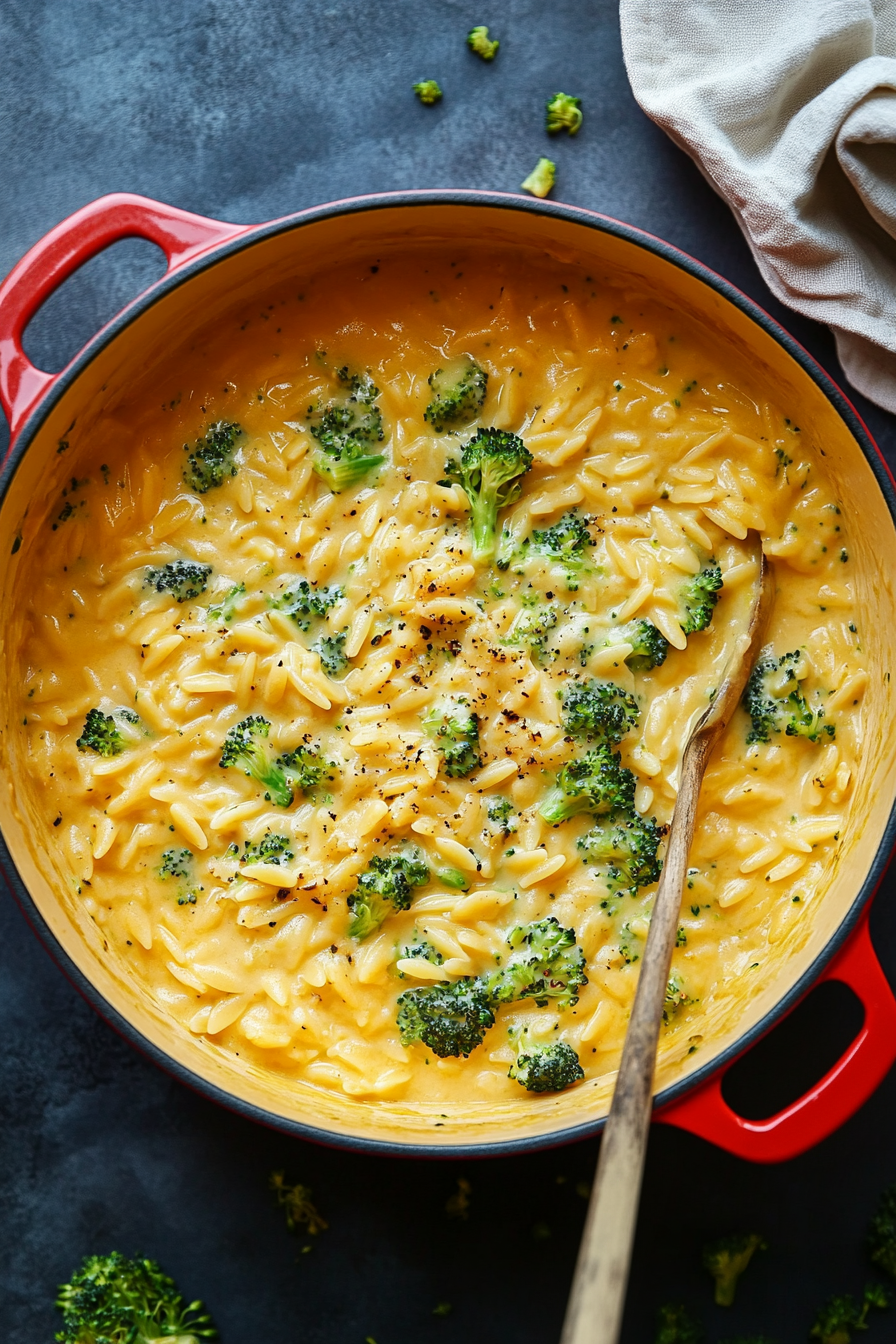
<box><xmin>620</xmin><ymin>0</ymin><xmax>896</xmax><ymax>412</ymax></box>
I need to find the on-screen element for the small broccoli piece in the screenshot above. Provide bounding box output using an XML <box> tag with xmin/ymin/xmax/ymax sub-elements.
<box><xmin>348</xmin><ymin>849</ymin><xmax>430</xmax><ymax>939</ymax></box>
<box><xmin>562</xmin><ymin>679</ymin><xmax>640</xmax><ymax>745</ymax></box>
<box><xmin>546</xmin><ymin>92</ymin><xmax>583</xmax><ymax>136</ymax></box>
<box><xmin>618</xmin><ymin>619</ymin><xmax>669</xmax><ymax>672</ymax></box>
<box><xmin>679</xmin><ymin>559</ymin><xmax>723</xmax><ymax>636</ymax></box>
<box><xmin>76</xmin><ymin>708</ymin><xmax>122</xmax><ymax>757</ymax></box>
<box><xmin>504</xmin><ymin>601</ymin><xmax>559</xmax><ymax>666</ymax></box>
<box><xmin>436</xmin><ymin>867</ymin><xmax>470</xmax><ymax>890</ymax></box>
<box><xmin>145</xmin><ymin>559</ymin><xmax>212</xmax><ymax>603</ymax></box>
<box><xmin>539</xmin><ymin>745</ymin><xmax>636</xmax><ymax>824</ymax></box>
<box><xmin>526</xmin><ymin>511</ymin><xmax>595</xmax><ymax>581</ymax></box>
<box><xmin>241</xmin><ymin>833</ymin><xmax>294</xmax><ymax>866</ymax></box>
<box><xmin>270</xmin><ymin>578</ymin><xmax>344</xmax><ymax>631</ymax></box>
<box><xmin>277</xmin><ymin>743</ymin><xmax>334</xmax><ymax>796</ymax></box>
<box><xmin>423</xmin><ymin>695</ymin><xmax>482</xmax><ymax>777</ymax></box>
<box><xmin>509</xmin><ymin>1029</ymin><xmax>584</xmax><ymax>1092</ymax></box>
<box><xmin>425</xmin><ymin>359</ymin><xmax>488</xmax><ymax>432</ymax></box>
<box><xmin>269</xmin><ymin>1170</ymin><xmax>329</xmax><ymax>1236</ymax></box>
<box><xmin>397</xmin><ymin>977</ymin><xmax>496</xmax><ymax>1057</ymax></box>
<box><xmin>55</xmin><ymin>1251</ymin><xmax>217</xmax><ymax>1344</ymax></box>
<box><xmin>487</xmin><ymin>794</ymin><xmax>517</xmax><ymax>837</ymax></box>
<box><xmin>868</xmin><ymin>1183</ymin><xmax>896</xmax><ymax>1280</ymax></box>
<box><xmin>663</xmin><ymin>973</ymin><xmax>692</xmax><ymax>1022</ymax></box>
<box><xmin>521</xmin><ymin>157</ymin><xmax>556</xmax><ymax>198</ymax></box>
<box><xmin>398</xmin><ymin>937</ymin><xmax>445</xmax><ymax>974</ymax></box>
<box><xmin>219</xmin><ymin>715</ymin><xmax>294</xmax><ymax>807</ymax></box>
<box><xmin>578</xmin><ymin>812</ymin><xmax>663</xmax><ymax>894</ymax></box>
<box><xmin>207</xmin><ymin>582</ymin><xmax>246</xmax><ymax>624</ymax></box>
<box><xmin>159</xmin><ymin>847</ymin><xmax>199</xmax><ymax>905</ymax></box>
<box><xmin>702</xmin><ymin>1233</ymin><xmax>767</xmax><ymax>1307</ymax></box>
<box><xmin>313</xmin><ymin>630</ymin><xmax>348</xmax><ymax>677</ymax></box>
<box><xmin>743</xmin><ymin>649</ymin><xmax>835</xmax><ymax>745</ymax></box>
<box><xmin>446</xmin><ymin>1177</ymin><xmax>472</xmax><ymax>1219</ymax></box>
<box><xmin>811</xmin><ymin>1285</ymin><xmax>889</xmax><ymax>1344</ymax></box>
<box><xmin>458</xmin><ymin>427</ymin><xmax>533</xmax><ymax>561</ymax></box>
<box><xmin>487</xmin><ymin>917</ymin><xmax>587</xmax><ymax>1008</ymax></box>
<box><xmin>655</xmin><ymin>1304</ymin><xmax>704</xmax><ymax>1344</ymax></box>
<box><xmin>307</xmin><ymin>369</ymin><xmax>385</xmax><ymax>491</ymax></box>
<box><xmin>413</xmin><ymin>79</ymin><xmax>443</xmax><ymax>104</ymax></box>
<box><xmin>467</xmin><ymin>24</ymin><xmax>499</xmax><ymax>59</ymax></box>
<box><xmin>183</xmin><ymin>420</ymin><xmax>243</xmax><ymax>494</ymax></box>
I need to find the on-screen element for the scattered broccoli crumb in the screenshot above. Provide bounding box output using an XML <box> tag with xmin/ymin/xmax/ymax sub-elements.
<box><xmin>702</xmin><ymin>1233</ymin><xmax>767</xmax><ymax>1306</ymax></box>
<box><xmin>467</xmin><ymin>25</ymin><xmax>499</xmax><ymax>59</ymax></box>
<box><xmin>269</xmin><ymin>1171</ymin><xmax>329</xmax><ymax>1237</ymax></box>
<box><xmin>655</xmin><ymin>1303</ymin><xmax>704</xmax><ymax>1344</ymax></box>
<box><xmin>810</xmin><ymin>1284</ymin><xmax>889</xmax><ymax>1344</ymax></box>
<box><xmin>145</xmin><ymin>559</ymin><xmax>212</xmax><ymax>603</ymax></box>
<box><xmin>521</xmin><ymin>157</ymin><xmax>557</xmax><ymax>198</ymax></box>
<box><xmin>446</xmin><ymin>1176</ymin><xmax>472</xmax><ymax>1219</ymax></box>
<box><xmin>54</xmin><ymin>1251</ymin><xmax>217</xmax><ymax>1344</ymax></box>
<box><xmin>413</xmin><ymin>79</ymin><xmax>443</xmax><ymax>105</ymax></box>
<box><xmin>546</xmin><ymin>91</ymin><xmax>583</xmax><ymax>135</ymax></box>
<box><xmin>183</xmin><ymin>420</ymin><xmax>243</xmax><ymax>493</ymax></box>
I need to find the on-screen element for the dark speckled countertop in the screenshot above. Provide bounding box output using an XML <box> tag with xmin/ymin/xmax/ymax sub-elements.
<box><xmin>2</xmin><ymin>3</ymin><xmax>896</xmax><ymax>1341</ymax></box>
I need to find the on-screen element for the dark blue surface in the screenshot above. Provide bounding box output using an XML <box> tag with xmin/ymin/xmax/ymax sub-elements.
<box><xmin>2</xmin><ymin>3</ymin><xmax>896</xmax><ymax>1341</ymax></box>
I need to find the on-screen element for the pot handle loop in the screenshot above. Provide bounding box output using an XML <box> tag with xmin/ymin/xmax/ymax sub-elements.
<box><xmin>0</xmin><ymin>192</ymin><xmax>248</xmax><ymax>443</ymax></box>
<box><xmin>656</xmin><ymin>916</ymin><xmax>896</xmax><ymax>1162</ymax></box>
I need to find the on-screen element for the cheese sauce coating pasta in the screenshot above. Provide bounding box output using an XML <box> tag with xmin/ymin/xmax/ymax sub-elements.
<box><xmin>14</xmin><ymin>246</ymin><xmax>866</xmax><ymax>1107</ymax></box>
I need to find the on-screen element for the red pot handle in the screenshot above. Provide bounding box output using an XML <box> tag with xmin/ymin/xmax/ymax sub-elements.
<box><xmin>0</xmin><ymin>192</ymin><xmax>249</xmax><ymax>444</ymax></box>
<box><xmin>656</xmin><ymin>915</ymin><xmax>896</xmax><ymax>1162</ymax></box>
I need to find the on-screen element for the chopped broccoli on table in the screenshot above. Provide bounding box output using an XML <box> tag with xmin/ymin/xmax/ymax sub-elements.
<box><xmin>743</xmin><ymin>649</ymin><xmax>835</xmax><ymax>745</ymax></box>
<box><xmin>183</xmin><ymin>419</ymin><xmax>243</xmax><ymax>494</ymax></box>
<box><xmin>145</xmin><ymin>559</ymin><xmax>212</xmax><ymax>602</ymax></box>
<box><xmin>207</xmin><ymin>582</ymin><xmax>246</xmax><ymax>625</ymax></box>
<box><xmin>55</xmin><ymin>1251</ymin><xmax>217</xmax><ymax>1344</ymax></box>
<box><xmin>457</xmin><ymin>427</ymin><xmax>533</xmax><ymax>561</ymax></box>
<box><xmin>307</xmin><ymin>368</ymin><xmax>385</xmax><ymax>491</ymax></box>
<box><xmin>617</xmin><ymin>618</ymin><xmax>669</xmax><ymax>671</ymax></box>
<box><xmin>219</xmin><ymin>715</ymin><xmax>296</xmax><ymax>808</ymax></box>
<box><xmin>270</xmin><ymin>578</ymin><xmax>343</xmax><ymax>631</ymax></box>
<box><xmin>679</xmin><ymin>559</ymin><xmax>723</xmax><ymax>635</ymax></box>
<box><xmin>868</xmin><ymin>1182</ymin><xmax>896</xmax><ymax>1279</ymax></box>
<box><xmin>578</xmin><ymin>812</ymin><xmax>663</xmax><ymax>894</ymax></box>
<box><xmin>539</xmin><ymin>745</ymin><xmax>637</xmax><ymax>824</ymax></box>
<box><xmin>423</xmin><ymin>695</ymin><xmax>482</xmax><ymax>778</ymax></box>
<box><xmin>702</xmin><ymin>1233</ymin><xmax>767</xmax><ymax>1306</ymax></box>
<box><xmin>397</xmin><ymin>977</ymin><xmax>496</xmax><ymax>1057</ymax></box>
<box><xmin>467</xmin><ymin>25</ymin><xmax>499</xmax><ymax>59</ymax></box>
<box><xmin>521</xmin><ymin>157</ymin><xmax>556</xmax><ymax>198</ymax></box>
<box><xmin>561</xmin><ymin>678</ymin><xmax>640</xmax><ymax>745</ymax></box>
<box><xmin>269</xmin><ymin>1170</ymin><xmax>328</xmax><ymax>1237</ymax></box>
<box><xmin>348</xmin><ymin>848</ymin><xmax>430</xmax><ymax>939</ymax></box>
<box><xmin>810</xmin><ymin>1285</ymin><xmax>889</xmax><ymax>1344</ymax></box>
<box><xmin>655</xmin><ymin>1303</ymin><xmax>704</xmax><ymax>1344</ymax></box>
<box><xmin>508</xmin><ymin>1029</ymin><xmax>584</xmax><ymax>1092</ymax></box>
<box><xmin>413</xmin><ymin>79</ymin><xmax>443</xmax><ymax>104</ymax></box>
<box><xmin>425</xmin><ymin>359</ymin><xmax>488</xmax><ymax>432</ymax></box>
<box><xmin>76</xmin><ymin>706</ymin><xmax>144</xmax><ymax>757</ymax></box>
<box><xmin>546</xmin><ymin>91</ymin><xmax>583</xmax><ymax>135</ymax></box>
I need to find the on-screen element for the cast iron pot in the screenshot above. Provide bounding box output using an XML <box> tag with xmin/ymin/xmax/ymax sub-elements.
<box><xmin>1</xmin><ymin>190</ymin><xmax>895</xmax><ymax>1161</ymax></box>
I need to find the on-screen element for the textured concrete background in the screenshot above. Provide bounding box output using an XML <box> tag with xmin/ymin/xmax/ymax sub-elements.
<box><xmin>2</xmin><ymin>2</ymin><xmax>896</xmax><ymax>1341</ymax></box>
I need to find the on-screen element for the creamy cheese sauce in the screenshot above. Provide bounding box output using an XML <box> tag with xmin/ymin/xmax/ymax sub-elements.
<box><xmin>12</xmin><ymin>246</ymin><xmax>866</xmax><ymax>1107</ymax></box>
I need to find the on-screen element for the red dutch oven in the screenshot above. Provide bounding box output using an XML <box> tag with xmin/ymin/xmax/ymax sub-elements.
<box><xmin>1</xmin><ymin>190</ymin><xmax>895</xmax><ymax>1161</ymax></box>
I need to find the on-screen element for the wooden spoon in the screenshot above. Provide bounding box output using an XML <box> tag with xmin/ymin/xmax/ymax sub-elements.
<box><xmin>560</xmin><ymin>539</ymin><xmax>774</xmax><ymax>1344</ymax></box>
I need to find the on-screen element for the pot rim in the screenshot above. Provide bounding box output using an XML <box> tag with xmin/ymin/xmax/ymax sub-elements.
<box><xmin>4</xmin><ymin>187</ymin><xmax>896</xmax><ymax>1158</ymax></box>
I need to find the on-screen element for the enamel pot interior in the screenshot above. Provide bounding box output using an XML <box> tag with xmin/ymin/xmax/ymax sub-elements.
<box><xmin>2</xmin><ymin>198</ymin><xmax>895</xmax><ymax>1155</ymax></box>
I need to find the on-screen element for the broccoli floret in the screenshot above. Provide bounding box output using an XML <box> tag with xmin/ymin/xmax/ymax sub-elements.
<box><xmin>458</xmin><ymin>427</ymin><xmax>534</xmax><ymax>561</ymax></box>
<box><xmin>423</xmin><ymin>695</ymin><xmax>482</xmax><ymax>777</ymax></box>
<box><xmin>618</xmin><ymin>619</ymin><xmax>669</xmax><ymax>672</ymax></box>
<box><xmin>219</xmin><ymin>715</ymin><xmax>294</xmax><ymax>807</ymax></box>
<box><xmin>425</xmin><ymin>359</ymin><xmax>488</xmax><ymax>432</ymax></box>
<box><xmin>145</xmin><ymin>559</ymin><xmax>212</xmax><ymax>603</ymax></box>
<box><xmin>159</xmin><ymin>846</ymin><xmax>199</xmax><ymax>905</ymax></box>
<box><xmin>868</xmin><ymin>1183</ymin><xmax>896</xmax><ymax>1280</ymax></box>
<box><xmin>655</xmin><ymin>1303</ymin><xmax>704</xmax><ymax>1344</ymax></box>
<box><xmin>578</xmin><ymin>812</ymin><xmax>663</xmax><ymax>894</ymax></box>
<box><xmin>679</xmin><ymin>560</ymin><xmax>723</xmax><ymax>636</ymax></box>
<box><xmin>526</xmin><ymin>510</ymin><xmax>595</xmax><ymax>584</ymax></box>
<box><xmin>663</xmin><ymin>973</ymin><xmax>692</xmax><ymax>1022</ymax></box>
<box><xmin>562</xmin><ymin>679</ymin><xmax>640</xmax><ymax>745</ymax></box>
<box><xmin>413</xmin><ymin>79</ymin><xmax>443</xmax><ymax>104</ymax></box>
<box><xmin>307</xmin><ymin>369</ymin><xmax>385</xmax><ymax>491</ymax></box>
<box><xmin>521</xmin><ymin>157</ymin><xmax>556</xmax><ymax>199</ymax></box>
<box><xmin>546</xmin><ymin>91</ymin><xmax>583</xmax><ymax>136</ymax></box>
<box><xmin>55</xmin><ymin>1251</ymin><xmax>216</xmax><ymax>1344</ymax></box>
<box><xmin>313</xmin><ymin>630</ymin><xmax>348</xmax><ymax>677</ymax></box>
<box><xmin>277</xmin><ymin>743</ymin><xmax>334</xmax><ymax>795</ymax></box>
<box><xmin>488</xmin><ymin>917</ymin><xmax>587</xmax><ymax>1008</ymax></box>
<box><xmin>241</xmin><ymin>833</ymin><xmax>294</xmax><ymax>866</ymax></box>
<box><xmin>269</xmin><ymin>1170</ymin><xmax>328</xmax><ymax>1236</ymax></box>
<box><xmin>508</xmin><ymin>1029</ymin><xmax>584</xmax><ymax>1092</ymax></box>
<box><xmin>269</xmin><ymin>579</ymin><xmax>344</xmax><ymax>631</ymax></box>
<box><xmin>207</xmin><ymin>582</ymin><xmax>246</xmax><ymax>625</ymax></box>
<box><xmin>487</xmin><ymin>795</ymin><xmax>517</xmax><ymax>837</ymax></box>
<box><xmin>702</xmin><ymin>1233</ymin><xmax>767</xmax><ymax>1307</ymax></box>
<box><xmin>76</xmin><ymin>706</ymin><xmax>143</xmax><ymax>757</ymax></box>
<box><xmin>397</xmin><ymin>977</ymin><xmax>496</xmax><ymax>1057</ymax></box>
<box><xmin>811</xmin><ymin>1285</ymin><xmax>889</xmax><ymax>1344</ymax></box>
<box><xmin>435</xmin><ymin>867</ymin><xmax>470</xmax><ymax>890</ymax></box>
<box><xmin>743</xmin><ymin>649</ymin><xmax>835</xmax><ymax>745</ymax></box>
<box><xmin>183</xmin><ymin>420</ymin><xmax>243</xmax><ymax>494</ymax></box>
<box><xmin>467</xmin><ymin>24</ymin><xmax>499</xmax><ymax>59</ymax></box>
<box><xmin>504</xmin><ymin>601</ymin><xmax>559</xmax><ymax>666</ymax></box>
<box><xmin>540</xmin><ymin>745</ymin><xmax>636</xmax><ymax>824</ymax></box>
<box><xmin>398</xmin><ymin>936</ymin><xmax>445</xmax><ymax>973</ymax></box>
<box><xmin>348</xmin><ymin>848</ymin><xmax>430</xmax><ymax>939</ymax></box>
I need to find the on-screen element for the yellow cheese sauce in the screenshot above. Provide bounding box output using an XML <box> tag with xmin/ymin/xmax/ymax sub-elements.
<box><xmin>12</xmin><ymin>246</ymin><xmax>867</xmax><ymax>1109</ymax></box>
